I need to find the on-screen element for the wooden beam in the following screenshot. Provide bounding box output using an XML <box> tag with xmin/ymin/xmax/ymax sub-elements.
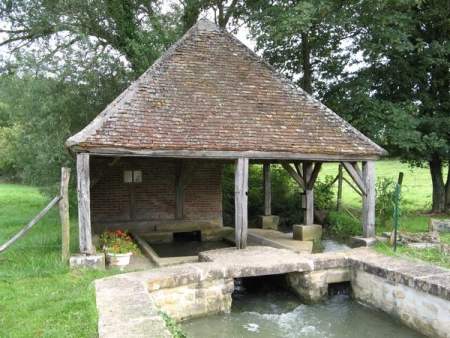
<box><xmin>307</xmin><ymin>162</ymin><xmax>323</xmax><ymax>190</ymax></box>
<box><xmin>179</xmin><ymin>161</ymin><xmax>203</xmax><ymax>189</ymax></box>
<box><xmin>362</xmin><ymin>161</ymin><xmax>376</xmax><ymax>237</ymax></box>
<box><xmin>175</xmin><ymin>161</ymin><xmax>204</xmax><ymax>220</ymax></box>
<box><xmin>90</xmin><ymin>156</ymin><xmax>121</xmax><ymax>188</ymax></box>
<box><xmin>341</xmin><ymin>162</ymin><xmax>367</xmax><ymax>196</ymax></box>
<box><xmin>175</xmin><ymin>161</ymin><xmax>186</xmax><ymax>220</ymax></box>
<box><xmin>235</xmin><ymin>158</ymin><xmax>249</xmax><ymax>249</ymax></box>
<box><xmin>303</xmin><ymin>162</ymin><xmax>314</xmax><ymax>225</ymax></box>
<box><xmin>72</xmin><ymin>147</ymin><xmax>384</xmax><ymax>162</ymax></box>
<box><xmin>59</xmin><ymin>167</ymin><xmax>71</xmax><ymax>262</ymax></box>
<box><xmin>263</xmin><ymin>163</ymin><xmax>271</xmax><ymax>216</ymax></box>
<box><xmin>77</xmin><ymin>153</ymin><xmax>93</xmax><ymax>254</ymax></box>
<box><xmin>0</xmin><ymin>196</ymin><xmax>61</xmax><ymax>253</ymax></box>
<box><xmin>279</xmin><ymin>160</ymin><xmax>305</xmax><ymax>190</ymax></box>
<box><xmin>129</xmin><ymin>185</ymin><xmax>137</xmax><ymax>220</ymax></box>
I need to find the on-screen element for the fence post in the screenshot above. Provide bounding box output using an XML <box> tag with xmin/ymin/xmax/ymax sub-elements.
<box><xmin>60</xmin><ymin>167</ymin><xmax>71</xmax><ymax>261</ymax></box>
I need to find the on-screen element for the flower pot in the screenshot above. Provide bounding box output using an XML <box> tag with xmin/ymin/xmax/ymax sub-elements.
<box><xmin>105</xmin><ymin>252</ymin><xmax>132</xmax><ymax>270</ymax></box>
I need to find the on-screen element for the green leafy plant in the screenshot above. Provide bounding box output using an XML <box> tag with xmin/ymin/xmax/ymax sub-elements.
<box><xmin>375</xmin><ymin>178</ymin><xmax>402</xmax><ymax>229</ymax></box>
<box><xmin>327</xmin><ymin>211</ymin><xmax>362</xmax><ymax>239</ymax></box>
<box><xmin>314</xmin><ymin>175</ymin><xmax>335</xmax><ymax>210</ymax></box>
<box><xmin>158</xmin><ymin>311</ymin><xmax>189</xmax><ymax>338</ymax></box>
<box><xmin>99</xmin><ymin>229</ymin><xmax>141</xmax><ymax>255</ymax></box>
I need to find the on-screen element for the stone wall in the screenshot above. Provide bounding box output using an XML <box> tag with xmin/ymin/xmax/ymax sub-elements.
<box><xmin>95</xmin><ymin>248</ymin><xmax>450</xmax><ymax>338</ymax></box>
<box><xmin>352</xmin><ymin>270</ymin><xmax>449</xmax><ymax>338</ymax></box>
<box><xmin>287</xmin><ymin>268</ymin><xmax>351</xmax><ymax>303</ymax></box>
<box><xmin>149</xmin><ymin>278</ymin><xmax>234</xmax><ymax>321</ymax></box>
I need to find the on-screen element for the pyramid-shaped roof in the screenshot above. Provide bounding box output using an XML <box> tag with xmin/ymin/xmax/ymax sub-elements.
<box><xmin>66</xmin><ymin>19</ymin><xmax>387</xmax><ymax>161</ymax></box>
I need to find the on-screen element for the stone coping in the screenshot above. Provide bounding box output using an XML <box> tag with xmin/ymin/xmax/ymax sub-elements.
<box><xmin>95</xmin><ymin>247</ymin><xmax>450</xmax><ymax>337</ymax></box>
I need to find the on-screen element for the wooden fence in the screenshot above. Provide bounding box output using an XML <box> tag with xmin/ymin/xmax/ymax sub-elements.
<box><xmin>0</xmin><ymin>167</ymin><xmax>71</xmax><ymax>261</ymax></box>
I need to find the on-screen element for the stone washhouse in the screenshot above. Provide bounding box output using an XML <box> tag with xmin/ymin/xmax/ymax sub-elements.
<box><xmin>65</xmin><ymin>19</ymin><xmax>387</xmax><ymax>255</ymax></box>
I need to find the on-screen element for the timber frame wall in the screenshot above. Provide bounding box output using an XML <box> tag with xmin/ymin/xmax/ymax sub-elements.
<box><xmin>76</xmin><ymin>153</ymin><xmax>376</xmax><ymax>254</ymax></box>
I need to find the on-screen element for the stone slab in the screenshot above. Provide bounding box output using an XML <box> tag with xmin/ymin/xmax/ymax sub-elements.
<box><xmin>429</xmin><ymin>219</ymin><xmax>450</xmax><ymax>233</ymax></box>
<box><xmin>256</xmin><ymin>215</ymin><xmax>280</xmax><ymax>230</ymax></box>
<box><xmin>247</xmin><ymin>229</ymin><xmax>313</xmax><ymax>254</ymax></box>
<box><xmin>95</xmin><ymin>246</ymin><xmax>450</xmax><ymax>337</ymax></box>
<box><xmin>293</xmin><ymin>224</ymin><xmax>322</xmax><ymax>241</ymax></box>
<box><xmin>352</xmin><ymin>236</ymin><xmax>377</xmax><ymax>247</ymax></box>
<box><xmin>69</xmin><ymin>253</ymin><xmax>105</xmax><ymax>270</ymax></box>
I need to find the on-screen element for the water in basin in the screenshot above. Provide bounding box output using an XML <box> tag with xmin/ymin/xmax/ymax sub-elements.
<box><xmin>149</xmin><ymin>240</ymin><xmax>233</xmax><ymax>257</ymax></box>
<box><xmin>181</xmin><ymin>277</ymin><xmax>425</xmax><ymax>338</ymax></box>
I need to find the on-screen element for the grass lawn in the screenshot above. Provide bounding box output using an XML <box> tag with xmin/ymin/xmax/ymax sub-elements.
<box><xmin>319</xmin><ymin>159</ymin><xmax>433</xmax><ymax>213</ymax></box>
<box><xmin>0</xmin><ymin>160</ymin><xmax>448</xmax><ymax>336</ymax></box>
<box><xmin>0</xmin><ymin>184</ymin><xmax>120</xmax><ymax>337</ymax></box>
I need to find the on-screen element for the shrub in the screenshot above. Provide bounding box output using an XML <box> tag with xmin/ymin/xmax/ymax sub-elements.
<box><xmin>314</xmin><ymin>175</ymin><xmax>335</xmax><ymax>210</ymax></box>
<box><xmin>375</xmin><ymin>177</ymin><xmax>402</xmax><ymax>229</ymax></box>
<box><xmin>326</xmin><ymin>211</ymin><xmax>362</xmax><ymax>239</ymax></box>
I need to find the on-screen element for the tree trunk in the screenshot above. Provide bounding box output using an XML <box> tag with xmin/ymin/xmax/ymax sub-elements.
<box><xmin>300</xmin><ymin>31</ymin><xmax>313</xmax><ymax>95</ymax></box>
<box><xmin>445</xmin><ymin>160</ymin><xmax>450</xmax><ymax>210</ymax></box>
<box><xmin>429</xmin><ymin>158</ymin><xmax>446</xmax><ymax>213</ymax></box>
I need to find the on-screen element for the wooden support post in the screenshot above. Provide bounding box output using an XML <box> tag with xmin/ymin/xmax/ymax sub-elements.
<box><xmin>129</xmin><ymin>185</ymin><xmax>137</xmax><ymax>220</ymax></box>
<box><xmin>337</xmin><ymin>164</ymin><xmax>343</xmax><ymax>211</ymax></box>
<box><xmin>60</xmin><ymin>167</ymin><xmax>71</xmax><ymax>262</ymax></box>
<box><xmin>341</xmin><ymin>162</ymin><xmax>366</xmax><ymax>195</ymax></box>
<box><xmin>235</xmin><ymin>158</ymin><xmax>249</xmax><ymax>249</ymax></box>
<box><xmin>303</xmin><ymin>162</ymin><xmax>314</xmax><ymax>225</ymax></box>
<box><xmin>77</xmin><ymin>153</ymin><xmax>93</xmax><ymax>254</ymax></box>
<box><xmin>263</xmin><ymin>163</ymin><xmax>271</xmax><ymax>216</ymax></box>
<box><xmin>362</xmin><ymin>161</ymin><xmax>375</xmax><ymax>237</ymax></box>
<box><xmin>175</xmin><ymin>161</ymin><xmax>185</xmax><ymax>220</ymax></box>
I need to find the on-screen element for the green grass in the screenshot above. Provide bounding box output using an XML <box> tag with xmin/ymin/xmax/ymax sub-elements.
<box><xmin>319</xmin><ymin>160</ymin><xmax>433</xmax><ymax>212</ymax></box>
<box><xmin>373</xmin><ymin>241</ymin><xmax>450</xmax><ymax>270</ymax></box>
<box><xmin>0</xmin><ymin>184</ymin><xmax>120</xmax><ymax>337</ymax></box>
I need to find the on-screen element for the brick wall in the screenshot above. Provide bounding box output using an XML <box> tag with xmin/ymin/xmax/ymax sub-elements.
<box><xmin>90</xmin><ymin>157</ymin><xmax>222</xmax><ymax>223</ymax></box>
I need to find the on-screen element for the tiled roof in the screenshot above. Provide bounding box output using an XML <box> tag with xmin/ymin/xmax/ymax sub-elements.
<box><xmin>66</xmin><ymin>19</ymin><xmax>387</xmax><ymax>160</ymax></box>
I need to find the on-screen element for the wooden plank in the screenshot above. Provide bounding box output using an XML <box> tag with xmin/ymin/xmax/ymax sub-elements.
<box><xmin>235</xmin><ymin>158</ymin><xmax>249</xmax><ymax>249</ymax></box>
<box><xmin>175</xmin><ymin>160</ymin><xmax>203</xmax><ymax>220</ymax></box>
<box><xmin>279</xmin><ymin>160</ymin><xmax>305</xmax><ymax>190</ymax></box>
<box><xmin>337</xmin><ymin>164</ymin><xmax>343</xmax><ymax>211</ymax></box>
<box><xmin>129</xmin><ymin>185</ymin><xmax>137</xmax><ymax>220</ymax></box>
<box><xmin>303</xmin><ymin>163</ymin><xmax>314</xmax><ymax>225</ymax></box>
<box><xmin>307</xmin><ymin>162</ymin><xmax>323</xmax><ymax>190</ymax></box>
<box><xmin>59</xmin><ymin>167</ymin><xmax>71</xmax><ymax>262</ymax></box>
<box><xmin>77</xmin><ymin>153</ymin><xmax>93</xmax><ymax>254</ymax></box>
<box><xmin>175</xmin><ymin>161</ymin><xmax>186</xmax><ymax>220</ymax></box>
<box><xmin>341</xmin><ymin>162</ymin><xmax>367</xmax><ymax>195</ymax></box>
<box><xmin>180</xmin><ymin>161</ymin><xmax>203</xmax><ymax>189</ymax></box>
<box><xmin>304</xmin><ymin>190</ymin><xmax>314</xmax><ymax>225</ymax></box>
<box><xmin>74</xmin><ymin>147</ymin><xmax>384</xmax><ymax>162</ymax></box>
<box><xmin>90</xmin><ymin>156</ymin><xmax>121</xmax><ymax>188</ymax></box>
<box><xmin>263</xmin><ymin>163</ymin><xmax>271</xmax><ymax>216</ymax></box>
<box><xmin>0</xmin><ymin>196</ymin><xmax>61</xmax><ymax>253</ymax></box>
<box><xmin>362</xmin><ymin>161</ymin><xmax>375</xmax><ymax>237</ymax></box>
<box><xmin>342</xmin><ymin>177</ymin><xmax>363</xmax><ymax>196</ymax></box>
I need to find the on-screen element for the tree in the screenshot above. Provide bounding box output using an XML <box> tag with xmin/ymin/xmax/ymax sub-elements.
<box><xmin>0</xmin><ymin>1</ymin><xmax>185</xmax><ymax>190</ymax></box>
<box><xmin>244</xmin><ymin>0</ymin><xmax>354</xmax><ymax>95</ymax></box>
<box><xmin>326</xmin><ymin>0</ymin><xmax>450</xmax><ymax>212</ymax></box>
<box><xmin>0</xmin><ymin>0</ymin><xmax>184</xmax><ymax>76</ymax></box>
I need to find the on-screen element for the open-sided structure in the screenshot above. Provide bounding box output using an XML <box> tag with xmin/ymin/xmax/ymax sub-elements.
<box><xmin>66</xmin><ymin>19</ymin><xmax>387</xmax><ymax>254</ymax></box>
